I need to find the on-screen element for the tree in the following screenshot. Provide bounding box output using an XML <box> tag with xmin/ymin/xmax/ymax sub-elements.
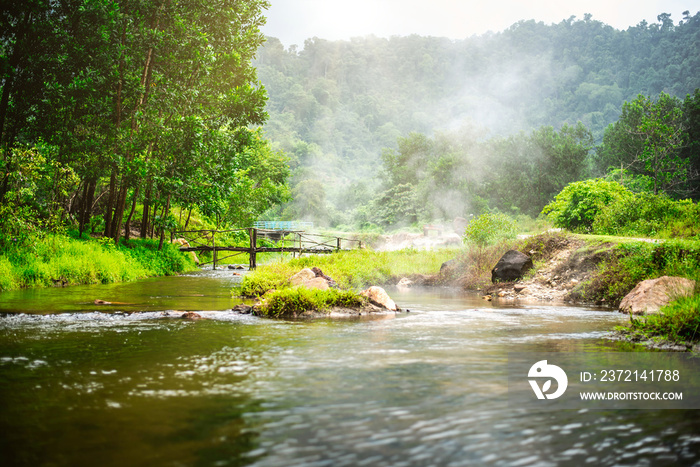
<box><xmin>0</xmin><ymin>0</ymin><xmax>280</xmax><ymax>243</ymax></box>
<box><xmin>681</xmin><ymin>89</ymin><xmax>700</xmax><ymax>198</ymax></box>
<box><xmin>598</xmin><ymin>93</ymin><xmax>690</xmax><ymax>196</ymax></box>
<box><xmin>636</xmin><ymin>93</ymin><xmax>688</xmax><ymax>194</ymax></box>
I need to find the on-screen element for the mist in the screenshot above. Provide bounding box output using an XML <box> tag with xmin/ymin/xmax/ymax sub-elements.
<box><xmin>255</xmin><ymin>11</ymin><xmax>700</xmax><ymax>230</ymax></box>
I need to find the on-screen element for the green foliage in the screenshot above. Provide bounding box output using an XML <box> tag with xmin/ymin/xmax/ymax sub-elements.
<box><xmin>576</xmin><ymin>240</ymin><xmax>700</xmax><ymax>304</ymax></box>
<box><xmin>596</xmin><ymin>92</ymin><xmax>695</xmax><ymax>197</ymax></box>
<box><xmin>0</xmin><ymin>145</ymin><xmax>78</xmax><ymax>244</ymax></box>
<box><xmin>593</xmin><ymin>193</ymin><xmax>700</xmax><ymax>238</ymax></box>
<box><xmin>239</xmin><ymin>266</ymin><xmax>291</xmax><ymax>297</ymax></box>
<box><xmin>542</xmin><ymin>179</ymin><xmax>633</xmax><ymax>232</ymax></box>
<box><xmin>627</xmin><ymin>295</ymin><xmax>700</xmax><ymax>343</ymax></box>
<box><xmin>366</xmin><ymin>184</ymin><xmax>424</xmax><ymax>229</ymax></box>
<box><xmin>463</xmin><ymin>212</ymin><xmax>518</xmax><ymax>248</ymax></box>
<box><xmin>0</xmin><ymin>0</ymin><xmax>282</xmax><ymax>245</ymax></box>
<box><xmin>0</xmin><ymin>234</ymin><xmax>195</xmax><ymax>292</ymax></box>
<box><xmin>239</xmin><ymin>247</ymin><xmax>458</xmax><ymax>296</ymax></box>
<box><xmin>256</xmin><ymin>288</ymin><xmax>365</xmax><ymax>318</ymax></box>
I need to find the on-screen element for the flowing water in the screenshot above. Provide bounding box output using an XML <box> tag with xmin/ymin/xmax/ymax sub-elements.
<box><xmin>1</xmin><ymin>269</ymin><xmax>699</xmax><ymax>467</ymax></box>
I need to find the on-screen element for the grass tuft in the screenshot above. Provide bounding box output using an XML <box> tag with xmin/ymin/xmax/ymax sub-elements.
<box><xmin>256</xmin><ymin>288</ymin><xmax>366</xmax><ymax>318</ymax></box>
<box><xmin>623</xmin><ymin>295</ymin><xmax>700</xmax><ymax>343</ymax></box>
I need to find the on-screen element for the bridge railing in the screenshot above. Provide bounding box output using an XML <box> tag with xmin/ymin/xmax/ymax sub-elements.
<box><xmin>253</xmin><ymin>221</ymin><xmax>314</xmax><ymax>231</ymax></box>
<box><xmin>173</xmin><ymin>228</ymin><xmax>362</xmax><ymax>269</ymax></box>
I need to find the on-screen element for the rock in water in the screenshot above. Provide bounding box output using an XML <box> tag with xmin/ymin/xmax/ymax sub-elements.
<box><xmin>619</xmin><ymin>276</ymin><xmax>696</xmax><ymax>315</ymax></box>
<box><xmin>181</xmin><ymin>312</ymin><xmax>203</xmax><ymax>320</ymax></box>
<box><xmin>311</xmin><ymin>267</ymin><xmax>338</xmax><ymax>287</ymax></box>
<box><xmin>232</xmin><ymin>304</ymin><xmax>253</xmax><ymax>314</ymax></box>
<box><xmin>361</xmin><ymin>286</ymin><xmax>399</xmax><ymax>311</ymax></box>
<box><xmin>491</xmin><ymin>250</ymin><xmax>533</xmax><ymax>283</ymax></box>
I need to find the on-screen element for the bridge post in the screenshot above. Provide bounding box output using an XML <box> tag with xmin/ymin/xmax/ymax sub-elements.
<box><xmin>337</xmin><ymin>237</ymin><xmax>341</xmax><ymax>251</ymax></box>
<box><xmin>212</xmin><ymin>231</ymin><xmax>217</xmax><ymax>270</ymax></box>
<box><xmin>248</xmin><ymin>227</ymin><xmax>257</xmax><ymax>269</ymax></box>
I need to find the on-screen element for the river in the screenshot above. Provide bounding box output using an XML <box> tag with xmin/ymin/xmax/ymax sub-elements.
<box><xmin>1</xmin><ymin>268</ymin><xmax>699</xmax><ymax>466</ymax></box>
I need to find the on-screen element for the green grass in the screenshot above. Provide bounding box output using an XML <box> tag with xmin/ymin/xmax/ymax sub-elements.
<box><xmin>256</xmin><ymin>288</ymin><xmax>366</xmax><ymax>318</ymax></box>
<box><xmin>0</xmin><ymin>233</ymin><xmax>197</xmax><ymax>292</ymax></box>
<box><xmin>575</xmin><ymin>239</ymin><xmax>700</xmax><ymax>305</ymax></box>
<box><xmin>623</xmin><ymin>294</ymin><xmax>700</xmax><ymax>343</ymax></box>
<box><xmin>573</xmin><ymin>233</ymin><xmax>662</xmax><ymax>244</ymax></box>
<box><xmin>239</xmin><ymin>247</ymin><xmax>459</xmax><ymax>297</ymax></box>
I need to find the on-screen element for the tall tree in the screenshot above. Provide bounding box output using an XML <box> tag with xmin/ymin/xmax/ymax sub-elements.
<box><xmin>597</xmin><ymin>93</ymin><xmax>691</xmax><ymax>196</ymax></box>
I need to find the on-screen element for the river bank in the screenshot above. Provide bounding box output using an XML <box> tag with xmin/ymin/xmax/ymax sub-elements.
<box><xmin>238</xmin><ymin>231</ymin><xmax>700</xmax><ymax>349</ymax></box>
<box><xmin>0</xmin><ymin>232</ymin><xmax>197</xmax><ymax>292</ymax></box>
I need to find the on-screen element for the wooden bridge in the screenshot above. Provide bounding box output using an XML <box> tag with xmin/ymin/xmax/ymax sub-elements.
<box><xmin>174</xmin><ymin>227</ymin><xmax>362</xmax><ymax>269</ymax></box>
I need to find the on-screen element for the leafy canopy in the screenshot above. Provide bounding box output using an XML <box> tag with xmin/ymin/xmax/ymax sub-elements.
<box><xmin>542</xmin><ymin>179</ymin><xmax>633</xmax><ymax>232</ymax></box>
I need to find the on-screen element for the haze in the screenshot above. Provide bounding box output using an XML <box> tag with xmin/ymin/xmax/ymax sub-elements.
<box><xmin>263</xmin><ymin>0</ymin><xmax>695</xmax><ymax>47</ymax></box>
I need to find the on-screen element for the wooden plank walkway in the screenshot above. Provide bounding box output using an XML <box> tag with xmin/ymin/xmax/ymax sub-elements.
<box><xmin>174</xmin><ymin>227</ymin><xmax>362</xmax><ymax>269</ymax></box>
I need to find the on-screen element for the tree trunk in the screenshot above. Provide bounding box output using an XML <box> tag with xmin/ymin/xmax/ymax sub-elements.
<box><xmin>104</xmin><ymin>167</ymin><xmax>117</xmax><ymax>237</ymax></box>
<box><xmin>78</xmin><ymin>181</ymin><xmax>89</xmax><ymax>238</ymax></box>
<box><xmin>150</xmin><ymin>202</ymin><xmax>159</xmax><ymax>238</ymax></box>
<box><xmin>124</xmin><ymin>184</ymin><xmax>140</xmax><ymax>241</ymax></box>
<box><xmin>84</xmin><ymin>179</ymin><xmax>97</xmax><ymax>234</ymax></box>
<box><xmin>158</xmin><ymin>194</ymin><xmax>170</xmax><ymax>251</ymax></box>
<box><xmin>140</xmin><ymin>181</ymin><xmax>151</xmax><ymax>238</ymax></box>
<box><xmin>111</xmin><ymin>178</ymin><xmax>129</xmax><ymax>244</ymax></box>
<box><xmin>184</xmin><ymin>207</ymin><xmax>193</xmax><ymax>230</ymax></box>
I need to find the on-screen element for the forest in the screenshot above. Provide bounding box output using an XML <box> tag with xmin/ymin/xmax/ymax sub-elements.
<box><xmin>1</xmin><ymin>3</ymin><xmax>700</xmax><ymax>247</ymax></box>
<box><xmin>257</xmin><ymin>11</ymin><xmax>700</xmax><ymax>229</ymax></box>
<box><xmin>0</xmin><ymin>0</ymin><xmax>287</xmax><ymax>248</ymax></box>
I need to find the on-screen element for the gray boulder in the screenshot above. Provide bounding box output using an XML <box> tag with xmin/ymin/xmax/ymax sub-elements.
<box><xmin>491</xmin><ymin>250</ymin><xmax>533</xmax><ymax>283</ymax></box>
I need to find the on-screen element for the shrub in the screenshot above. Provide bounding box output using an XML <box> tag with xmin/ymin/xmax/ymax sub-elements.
<box><xmin>463</xmin><ymin>212</ymin><xmax>518</xmax><ymax>247</ymax></box>
<box><xmin>257</xmin><ymin>288</ymin><xmax>366</xmax><ymax>318</ymax></box>
<box><xmin>575</xmin><ymin>240</ymin><xmax>700</xmax><ymax>305</ymax></box>
<box><xmin>627</xmin><ymin>295</ymin><xmax>700</xmax><ymax>343</ymax></box>
<box><xmin>542</xmin><ymin>179</ymin><xmax>633</xmax><ymax>232</ymax></box>
<box><xmin>593</xmin><ymin>193</ymin><xmax>700</xmax><ymax>239</ymax></box>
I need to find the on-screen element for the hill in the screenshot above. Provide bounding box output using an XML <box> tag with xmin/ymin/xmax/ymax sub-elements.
<box><xmin>256</xmin><ymin>12</ymin><xmax>700</xmax><ymax>223</ymax></box>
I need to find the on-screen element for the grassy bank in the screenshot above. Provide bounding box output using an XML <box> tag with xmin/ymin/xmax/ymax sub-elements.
<box><xmin>239</xmin><ymin>247</ymin><xmax>459</xmax><ymax>297</ymax></box>
<box><xmin>0</xmin><ymin>233</ymin><xmax>196</xmax><ymax>292</ymax></box>
<box><xmin>572</xmin><ymin>238</ymin><xmax>700</xmax><ymax>305</ymax></box>
<box><xmin>622</xmin><ymin>295</ymin><xmax>700</xmax><ymax>345</ymax></box>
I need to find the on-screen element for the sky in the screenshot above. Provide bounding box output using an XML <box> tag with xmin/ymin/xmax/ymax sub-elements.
<box><xmin>262</xmin><ymin>0</ymin><xmax>699</xmax><ymax>47</ymax></box>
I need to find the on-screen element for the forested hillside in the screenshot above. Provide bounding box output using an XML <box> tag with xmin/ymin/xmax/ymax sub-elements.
<box><xmin>256</xmin><ymin>11</ymin><xmax>700</xmax><ymax>227</ymax></box>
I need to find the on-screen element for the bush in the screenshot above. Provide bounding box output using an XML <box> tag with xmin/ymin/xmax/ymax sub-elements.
<box><xmin>463</xmin><ymin>212</ymin><xmax>518</xmax><ymax>247</ymax></box>
<box><xmin>627</xmin><ymin>295</ymin><xmax>700</xmax><ymax>343</ymax></box>
<box><xmin>575</xmin><ymin>240</ymin><xmax>700</xmax><ymax>305</ymax></box>
<box><xmin>593</xmin><ymin>193</ymin><xmax>700</xmax><ymax>239</ymax></box>
<box><xmin>542</xmin><ymin>179</ymin><xmax>633</xmax><ymax>232</ymax></box>
<box><xmin>257</xmin><ymin>288</ymin><xmax>366</xmax><ymax>318</ymax></box>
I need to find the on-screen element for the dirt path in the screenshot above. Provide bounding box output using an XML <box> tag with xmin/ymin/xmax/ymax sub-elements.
<box><xmin>484</xmin><ymin>236</ymin><xmax>613</xmax><ymax>304</ymax></box>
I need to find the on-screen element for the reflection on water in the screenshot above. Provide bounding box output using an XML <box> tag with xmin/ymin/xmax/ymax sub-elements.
<box><xmin>1</xmin><ymin>271</ymin><xmax>699</xmax><ymax>466</ymax></box>
<box><xmin>0</xmin><ymin>268</ymin><xmax>245</xmax><ymax>314</ymax></box>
